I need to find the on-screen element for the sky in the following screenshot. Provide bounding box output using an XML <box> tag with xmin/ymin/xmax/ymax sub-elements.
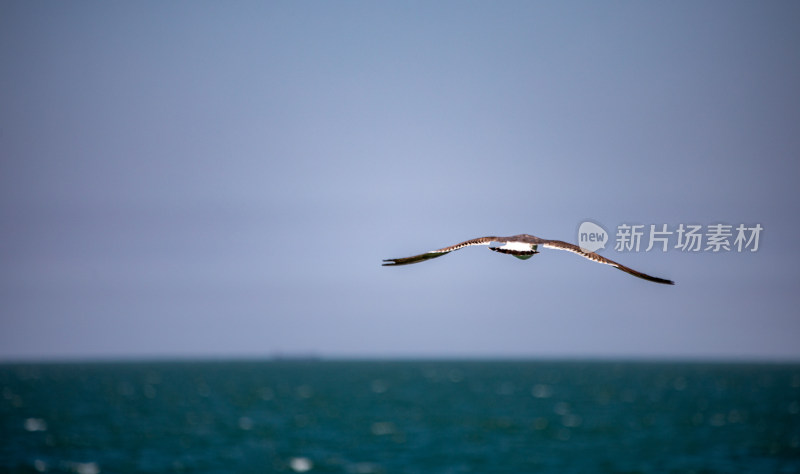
<box><xmin>1</xmin><ymin>1</ymin><xmax>799</xmax><ymax>361</ymax></box>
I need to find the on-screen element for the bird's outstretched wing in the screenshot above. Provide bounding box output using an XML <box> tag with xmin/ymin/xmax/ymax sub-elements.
<box><xmin>382</xmin><ymin>236</ymin><xmax>498</xmax><ymax>266</ymax></box>
<box><xmin>537</xmin><ymin>239</ymin><xmax>674</xmax><ymax>285</ymax></box>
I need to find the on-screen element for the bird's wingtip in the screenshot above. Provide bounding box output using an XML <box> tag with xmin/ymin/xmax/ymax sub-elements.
<box><xmin>651</xmin><ymin>276</ymin><xmax>675</xmax><ymax>285</ymax></box>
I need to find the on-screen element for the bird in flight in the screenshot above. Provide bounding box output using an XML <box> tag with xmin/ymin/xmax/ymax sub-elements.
<box><xmin>383</xmin><ymin>234</ymin><xmax>674</xmax><ymax>285</ymax></box>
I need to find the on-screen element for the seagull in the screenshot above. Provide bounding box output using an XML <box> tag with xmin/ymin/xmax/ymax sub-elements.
<box><xmin>383</xmin><ymin>234</ymin><xmax>674</xmax><ymax>285</ymax></box>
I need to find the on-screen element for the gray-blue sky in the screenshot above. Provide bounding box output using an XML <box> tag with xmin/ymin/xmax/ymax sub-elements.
<box><xmin>2</xmin><ymin>1</ymin><xmax>799</xmax><ymax>361</ymax></box>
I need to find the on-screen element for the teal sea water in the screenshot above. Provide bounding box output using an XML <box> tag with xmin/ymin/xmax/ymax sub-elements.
<box><xmin>2</xmin><ymin>360</ymin><xmax>799</xmax><ymax>473</ymax></box>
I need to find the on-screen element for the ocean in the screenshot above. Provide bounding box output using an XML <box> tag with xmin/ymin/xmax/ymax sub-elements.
<box><xmin>1</xmin><ymin>360</ymin><xmax>799</xmax><ymax>473</ymax></box>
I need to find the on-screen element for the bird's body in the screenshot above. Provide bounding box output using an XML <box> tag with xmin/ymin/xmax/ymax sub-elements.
<box><xmin>383</xmin><ymin>234</ymin><xmax>674</xmax><ymax>285</ymax></box>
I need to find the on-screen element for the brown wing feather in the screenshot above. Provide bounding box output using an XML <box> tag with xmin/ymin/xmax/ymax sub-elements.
<box><xmin>540</xmin><ymin>240</ymin><xmax>674</xmax><ymax>285</ymax></box>
<box><xmin>382</xmin><ymin>236</ymin><xmax>499</xmax><ymax>266</ymax></box>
